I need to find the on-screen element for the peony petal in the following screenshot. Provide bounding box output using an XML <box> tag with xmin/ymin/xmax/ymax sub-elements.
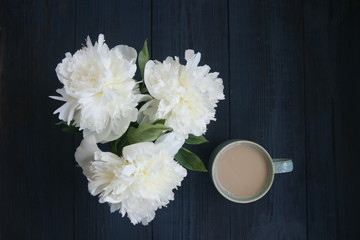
<box><xmin>74</xmin><ymin>135</ymin><xmax>101</xmax><ymax>179</ymax></box>
<box><xmin>155</xmin><ymin>132</ymin><xmax>185</xmax><ymax>157</ymax></box>
<box><xmin>144</xmin><ymin>60</ymin><xmax>157</xmax><ymax>97</ymax></box>
<box><xmin>112</xmin><ymin>45</ymin><xmax>137</xmax><ymax>63</ymax></box>
<box><xmin>76</xmin><ymin>134</ymin><xmax>187</xmax><ymax>225</ymax></box>
<box><xmin>137</xmin><ymin>99</ymin><xmax>156</xmax><ymax>124</ymax></box>
<box><xmin>51</xmin><ymin>88</ymin><xmax>79</xmax><ymax>124</ymax></box>
<box><xmin>141</xmin><ymin>50</ymin><xmax>224</xmax><ymax>137</ymax></box>
<box><xmin>122</xmin><ymin>142</ymin><xmax>154</xmax><ymax>162</ymax></box>
<box><xmin>122</xmin><ymin>165</ymin><xmax>136</xmax><ymax>176</ymax></box>
<box><xmin>52</xmin><ymin>34</ymin><xmax>143</xmax><ymax>143</ymax></box>
<box><xmin>185</xmin><ymin>49</ymin><xmax>201</xmax><ymax>68</ymax></box>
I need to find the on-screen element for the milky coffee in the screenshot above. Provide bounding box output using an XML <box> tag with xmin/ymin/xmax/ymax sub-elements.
<box><xmin>215</xmin><ymin>144</ymin><xmax>269</xmax><ymax>198</ymax></box>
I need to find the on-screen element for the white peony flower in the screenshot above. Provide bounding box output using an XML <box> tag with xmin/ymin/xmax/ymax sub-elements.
<box><xmin>51</xmin><ymin>34</ymin><xmax>147</xmax><ymax>143</ymax></box>
<box><xmin>141</xmin><ymin>50</ymin><xmax>225</xmax><ymax>138</ymax></box>
<box><xmin>75</xmin><ymin>132</ymin><xmax>187</xmax><ymax>225</ymax></box>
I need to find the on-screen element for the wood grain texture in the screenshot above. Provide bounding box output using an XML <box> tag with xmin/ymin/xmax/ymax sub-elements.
<box><xmin>0</xmin><ymin>0</ymin><xmax>76</xmax><ymax>239</ymax></box>
<box><xmin>304</xmin><ymin>0</ymin><xmax>360</xmax><ymax>239</ymax></box>
<box><xmin>303</xmin><ymin>1</ymin><xmax>338</xmax><ymax>238</ymax></box>
<box><xmin>73</xmin><ymin>1</ymin><xmax>152</xmax><ymax>239</ymax></box>
<box><xmin>0</xmin><ymin>0</ymin><xmax>359</xmax><ymax>239</ymax></box>
<box><xmin>151</xmin><ymin>0</ymin><xmax>230</xmax><ymax>239</ymax></box>
<box><xmin>332</xmin><ymin>2</ymin><xmax>360</xmax><ymax>237</ymax></box>
<box><xmin>229</xmin><ymin>0</ymin><xmax>307</xmax><ymax>239</ymax></box>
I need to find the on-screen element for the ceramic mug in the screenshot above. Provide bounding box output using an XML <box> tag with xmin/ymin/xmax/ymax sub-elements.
<box><xmin>208</xmin><ymin>140</ymin><xmax>293</xmax><ymax>203</ymax></box>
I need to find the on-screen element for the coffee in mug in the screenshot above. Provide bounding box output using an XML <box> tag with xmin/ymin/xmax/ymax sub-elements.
<box><xmin>209</xmin><ymin>140</ymin><xmax>293</xmax><ymax>203</ymax></box>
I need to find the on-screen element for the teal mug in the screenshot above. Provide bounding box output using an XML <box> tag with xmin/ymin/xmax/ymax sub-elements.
<box><xmin>208</xmin><ymin>140</ymin><xmax>293</xmax><ymax>203</ymax></box>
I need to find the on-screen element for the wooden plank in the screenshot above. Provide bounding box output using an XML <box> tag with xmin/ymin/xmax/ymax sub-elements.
<box><xmin>73</xmin><ymin>0</ymin><xmax>152</xmax><ymax>239</ymax></box>
<box><xmin>303</xmin><ymin>1</ymin><xmax>338</xmax><ymax>239</ymax></box>
<box><xmin>2</xmin><ymin>1</ymin><xmax>358</xmax><ymax>239</ymax></box>
<box><xmin>151</xmin><ymin>0</ymin><xmax>231</xmax><ymax>239</ymax></box>
<box><xmin>304</xmin><ymin>0</ymin><xmax>360</xmax><ymax>239</ymax></box>
<box><xmin>0</xmin><ymin>0</ymin><xmax>76</xmax><ymax>239</ymax></box>
<box><xmin>229</xmin><ymin>0</ymin><xmax>307</xmax><ymax>239</ymax></box>
<box><xmin>332</xmin><ymin>2</ymin><xmax>360</xmax><ymax>238</ymax></box>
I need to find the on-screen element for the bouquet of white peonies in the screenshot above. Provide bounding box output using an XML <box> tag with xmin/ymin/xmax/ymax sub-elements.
<box><xmin>51</xmin><ymin>34</ymin><xmax>224</xmax><ymax>225</ymax></box>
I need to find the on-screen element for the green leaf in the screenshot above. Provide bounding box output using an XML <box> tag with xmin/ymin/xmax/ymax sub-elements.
<box><xmin>138</xmin><ymin>40</ymin><xmax>149</xmax><ymax>80</ymax></box>
<box><xmin>62</xmin><ymin>125</ymin><xmax>81</xmax><ymax>134</ymax></box>
<box><xmin>174</xmin><ymin>148</ymin><xmax>207</xmax><ymax>172</ymax></box>
<box><xmin>153</xmin><ymin>119</ymin><xmax>166</xmax><ymax>125</ymax></box>
<box><xmin>185</xmin><ymin>134</ymin><xmax>209</xmax><ymax>145</ymax></box>
<box><xmin>140</xmin><ymin>82</ymin><xmax>149</xmax><ymax>94</ymax></box>
<box><xmin>56</xmin><ymin>120</ymin><xmax>81</xmax><ymax>134</ymax></box>
<box><xmin>55</xmin><ymin>121</ymin><xmax>67</xmax><ymax>125</ymax></box>
<box><xmin>127</xmin><ymin>123</ymin><xmax>171</xmax><ymax>144</ymax></box>
<box><xmin>110</xmin><ymin>134</ymin><xmax>128</xmax><ymax>156</ymax></box>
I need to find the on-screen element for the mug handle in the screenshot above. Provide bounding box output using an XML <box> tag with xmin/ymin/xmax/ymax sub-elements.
<box><xmin>272</xmin><ymin>158</ymin><xmax>293</xmax><ymax>174</ymax></box>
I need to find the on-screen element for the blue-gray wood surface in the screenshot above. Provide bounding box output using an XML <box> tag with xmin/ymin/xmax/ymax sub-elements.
<box><xmin>0</xmin><ymin>0</ymin><xmax>359</xmax><ymax>239</ymax></box>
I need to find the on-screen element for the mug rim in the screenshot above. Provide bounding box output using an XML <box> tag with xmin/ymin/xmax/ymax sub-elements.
<box><xmin>210</xmin><ymin>140</ymin><xmax>275</xmax><ymax>203</ymax></box>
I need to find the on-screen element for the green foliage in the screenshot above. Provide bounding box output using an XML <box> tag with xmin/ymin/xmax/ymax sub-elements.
<box><xmin>55</xmin><ymin>121</ymin><xmax>81</xmax><ymax>134</ymax></box>
<box><xmin>126</xmin><ymin>122</ymin><xmax>171</xmax><ymax>144</ymax></box>
<box><xmin>110</xmin><ymin>133</ymin><xmax>128</xmax><ymax>156</ymax></box>
<box><xmin>138</xmin><ymin>40</ymin><xmax>149</xmax><ymax>80</ymax></box>
<box><xmin>174</xmin><ymin>148</ymin><xmax>207</xmax><ymax>172</ymax></box>
<box><xmin>185</xmin><ymin>134</ymin><xmax>209</xmax><ymax>145</ymax></box>
<box><xmin>153</xmin><ymin>119</ymin><xmax>166</xmax><ymax>125</ymax></box>
<box><xmin>138</xmin><ymin>40</ymin><xmax>150</xmax><ymax>94</ymax></box>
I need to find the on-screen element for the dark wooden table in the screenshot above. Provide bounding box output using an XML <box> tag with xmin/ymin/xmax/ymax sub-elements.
<box><xmin>1</xmin><ymin>0</ymin><xmax>359</xmax><ymax>239</ymax></box>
